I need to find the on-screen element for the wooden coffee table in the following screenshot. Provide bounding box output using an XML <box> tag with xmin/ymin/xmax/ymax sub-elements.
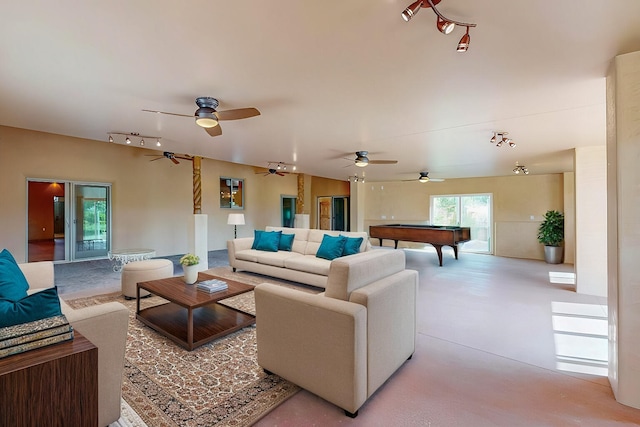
<box><xmin>136</xmin><ymin>273</ymin><xmax>255</xmax><ymax>351</ymax></box>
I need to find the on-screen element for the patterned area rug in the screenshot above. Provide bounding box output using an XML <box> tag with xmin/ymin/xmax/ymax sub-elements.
<box><xmin>66</xmin><ymin>267</ymin><xmax>319</xmax><ymax>427</ymax></box>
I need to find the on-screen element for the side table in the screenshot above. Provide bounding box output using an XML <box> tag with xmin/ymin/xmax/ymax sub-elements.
<box><xmin>0</xmin><ymin>331</ymin><xmax>98</xmax><ymax>426</ymax></box>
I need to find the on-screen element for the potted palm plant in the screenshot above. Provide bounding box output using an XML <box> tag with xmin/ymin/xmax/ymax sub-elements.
<box><xmin>179</xmin><ymin>253</ymin><xmax>200</xmax><ymax>284</ymax></box>
<box><xmin>537</xmin><ymin>210</ymin><xmax>564</xmax><ymax>264</ymax></box>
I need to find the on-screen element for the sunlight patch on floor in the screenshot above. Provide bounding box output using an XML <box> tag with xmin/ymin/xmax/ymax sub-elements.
<box><xmin>549</xmin><ymin>271</ymin><xmax>576</xmax><ymax>284</ymax></box>
<box><xmin>551</xmin><ymin>301</ymin><xmax>608</xmax><ymax>376</ymax></box>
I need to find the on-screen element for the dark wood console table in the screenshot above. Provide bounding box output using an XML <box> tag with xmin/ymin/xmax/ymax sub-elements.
<box><xmin>0</xmin><ymin>331</ymin><xmax>98</xmax><ymax>426</ymax></box>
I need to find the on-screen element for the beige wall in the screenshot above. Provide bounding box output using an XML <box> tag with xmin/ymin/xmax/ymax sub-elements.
<box><xmin>0</xmin><ymin>126</ymin><xmax>306</xmax><ymax>262</ymax></box>
<box><xmin>574</xmin><ymin>146</ymin><xmax>607</xmax><ymax>297</ymax></box>
<box><xmin>362</xmin><ymin>174</ymin><xmax>566</xmax><ymax>261</ymax></box>
<box><xmin>606</xmin><ymin>50</ymin><xmax>640</xmax><ymax>408</ymax></box>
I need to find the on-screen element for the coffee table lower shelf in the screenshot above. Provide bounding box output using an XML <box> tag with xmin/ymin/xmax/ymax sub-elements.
<box><xmin>136</xmin><ymin>302</ymin><xmax>255</xmax><ymax>351</ymax></box>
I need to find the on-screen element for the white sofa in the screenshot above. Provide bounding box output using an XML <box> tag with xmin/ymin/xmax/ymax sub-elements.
<box><xmin>227</xmin><ymin>226</ymin><xmax>372</xmax><ymax>288</ymax></box>
<box><xmin>254</xmin><ymin>249</ymin><xmax>418</xmax><ymax>417</ymax></box>
<box><xmin>19</xmin><ymin>261</ymin><xmax>129</xmax><ymax>427</ymax></box>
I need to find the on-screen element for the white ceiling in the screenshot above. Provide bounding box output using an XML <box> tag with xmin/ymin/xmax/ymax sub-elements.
<box><xmin>2</xmin><ymin>1</ymin><xmax>640</xmax><ymax>182</ymax></box>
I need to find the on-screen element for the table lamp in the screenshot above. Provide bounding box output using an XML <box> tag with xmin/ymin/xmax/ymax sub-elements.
<box><xmin>227</xmin><ymin>213</ymin><xmax>245</xmax><ymax>239</ymax></box>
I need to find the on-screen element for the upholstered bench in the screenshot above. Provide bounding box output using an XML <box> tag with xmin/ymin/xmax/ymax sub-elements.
<box><xmin>121</xmin><ymin>259</ymin><xmax>174</xmax><ymax>299</ymax></box>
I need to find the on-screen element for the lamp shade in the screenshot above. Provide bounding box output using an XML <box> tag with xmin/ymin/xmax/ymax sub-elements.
<box><xmin>227</xmin><ymin>213</ymin><xmax>245</xmax><ymax>225</ymax></box>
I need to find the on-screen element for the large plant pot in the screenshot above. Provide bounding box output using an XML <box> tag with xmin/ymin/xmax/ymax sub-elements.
<box><xmin>182</xmin><ymin>264</ymin><xmax>199</xmax><ymax>284</ymax></box>
<box><xmin>544</xmin><ymin>246</ymin><xmax>563</xmax><ymax>264</ymax></box>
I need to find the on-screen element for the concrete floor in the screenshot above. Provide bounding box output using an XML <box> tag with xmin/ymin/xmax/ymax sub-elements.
<box><xmin>254</xmin><ymin>247</ymin><xmax>640</xmax><ymax>426</ymax></box>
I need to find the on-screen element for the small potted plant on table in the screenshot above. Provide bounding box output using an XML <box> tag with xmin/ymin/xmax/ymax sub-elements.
<box><xmin>179</xmin><ymin>253</ymin><xmax>200</xmax><ymax>284</ymax></box>
<box><xmin>537</xmin><ymin>210</ymin><xmax>564</xmax><ymax>264</ymax></box>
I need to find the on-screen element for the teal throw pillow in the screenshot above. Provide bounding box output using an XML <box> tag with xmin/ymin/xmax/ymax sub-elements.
<box><xmin>278</xmin><ymin>233</ymin><xmax>295</xmax><ymax>251</ymax></box>
<box><xmin>251</xmin><ymin>230</ymin><xmax>264</xmax><ymax>249</ymax></box>
<box><xmin>0</xmin><ymin>249</ymin><xmax>30</xmax><ymax>302</ymax></box>
<box><xmin>316</xmin><ymin>235</ymin><xmax>347</xmax><ymax>261</ymax></box>
<box><xmin>342</xmin><ymin>236</ymin><xmax>364</xmax><ymax>256</ymax></box>
<box><xmin>0</xmin><ymin>286</ymin><xmax>62</xmax><ymax>328</ymax></box>
<box><xmin>255</xmin><ymin>231</ymin><xmax>282</xmax><ymax>252</ymax></box>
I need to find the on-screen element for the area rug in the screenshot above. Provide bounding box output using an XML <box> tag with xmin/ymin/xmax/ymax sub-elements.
<box><xmin>65</xmin><ymin>267</ymin><xmax>319</xmax><ymax>427</ymax></box>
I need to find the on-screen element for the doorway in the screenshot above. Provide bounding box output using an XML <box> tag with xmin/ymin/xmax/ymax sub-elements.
<box><xmin>281</xmin><ymin>195</ymin><xmax>297</xmax><ymax>228</ymax></box>
<box><xmin>317</xmin><ymin>196</ymin><xmax>350</xmax><ymax>231</ymax></box>
<box><xmin>27</xmin><ymin>180</ymin><xmax>112</xmax><ymax>262</ymax></box>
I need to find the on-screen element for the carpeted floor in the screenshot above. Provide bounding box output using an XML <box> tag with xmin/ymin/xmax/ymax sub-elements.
<box><xmin>64</xmin><ymin>265</ymin><xmax>318</xmax><ymax>427</ymax></box>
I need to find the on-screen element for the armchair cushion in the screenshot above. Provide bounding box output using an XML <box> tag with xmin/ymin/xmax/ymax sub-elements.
<box><xmin>0</xmin><ymin>286</ymin><xmax>62</xmax><ymax>327</ymax></box>
<box><xmin>0</xmin><ymin>249</ymin><xmax>29</xmax><ymax>301</ymax></box>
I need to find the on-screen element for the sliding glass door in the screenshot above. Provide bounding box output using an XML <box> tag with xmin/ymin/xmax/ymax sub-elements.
<box><xmin>431</xmin><ymin>193</ymin><xmax>492</xmax><ymax>253</ymax></box>
<box><xmin>72</xmin><ymin>184</ymin><xmax>111</xmax><ymax>259</ymax></box>
<box><xmin>27</xmin><ymin>179</ymin><xmax>111</xmax><ymax>262</ymax></box>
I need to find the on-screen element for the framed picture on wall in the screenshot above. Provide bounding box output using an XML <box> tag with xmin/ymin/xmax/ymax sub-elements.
<box><xmin>220</xmin><ymin>177</ymin><xmax>244</xmax><ymax>209</ymax></box>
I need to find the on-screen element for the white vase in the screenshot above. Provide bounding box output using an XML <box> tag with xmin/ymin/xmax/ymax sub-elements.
<box><xmin>183</xmin><ymin>264</ymin><xmax>199</xmax><ymax>284</ymax></box>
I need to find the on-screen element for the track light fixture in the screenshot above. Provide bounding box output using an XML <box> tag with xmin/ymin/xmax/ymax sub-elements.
<box><xmin>267</xmin><ymin>161</ymin><xmax>296</xmax><ymax>172</ymax></box>
<box><xmin>513</xmin><ymin>162</ymin><xmax>529</xmax><ymax>175</ymax></box>
<box><xmin>108</xmin><ymin>132</ymin><xmax>162</xmax><ymax>147</ymax></box>
<box><xmin>490</xmin><ymin>132</ymin><xmax>516</xmax><ymax>148</ymax></box>
<box><xmin>401</xmin><ymin>0</ymin><xmax>477</xmax><ymax>52</ymax></box>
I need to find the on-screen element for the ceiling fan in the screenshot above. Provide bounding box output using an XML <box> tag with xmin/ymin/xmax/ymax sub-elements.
<box><xmin>345</xmin><ymin>151</ymin><xmax>398</xmax><ymax>167</ymax></box>
<box><xmin>146</xmin><ymin>151</ymin><xmax>192</xmax><ymax>165</ymax></box>
<box><xmin>142</xmin><ymin>97</ymin><xmax>260</xmax><ymax>138</ymax></box>
<box><xmin>256</xmin><ymin>168</ymin><xmax>290</xmax><ymax>177</ymax></box>
<box><xmin>403</xmin><ymin>172</ymin><xmax>445</xmax><ymax>183</ymax></box>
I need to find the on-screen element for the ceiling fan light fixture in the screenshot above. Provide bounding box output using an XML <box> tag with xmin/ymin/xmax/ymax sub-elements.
<box><xmin>195</xmin><ymin>107</ymin><xmax>219</xmax><ymax>128</ymax></box>
<box><xmin>402</xmin><ymin>0</ymin><xmax>423</xmax><ymax>21</ymax></box>
<box><xmin>437</xmin><ymin>16</ymin><xmax>455</xmax><ymax>34</ymax></box>
<box><xmin>419</xmin><ymin>176</ymin><xmax>430</xmax><ymax>183</ymax></box>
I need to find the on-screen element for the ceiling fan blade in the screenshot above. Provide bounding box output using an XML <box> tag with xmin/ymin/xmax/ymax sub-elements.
<box><xmin>215</xmin><ymin>107</ymin><xmax>260</xmax><ymax>121</ymax></box>
<box><xmin>205</xmin><ymin>125</ymin><xmax>222</xmax><ymax>137</ymax></box>
<box><xmin>174</xmin><ymin>155</ymin><xmax>193</xmax><ymax>161</ymax></box>
<box><xmin>276</xmin><ymin>172</ymin><xmax>285</xmax><ymax>176</ymax></box>
<box><xmin>142</xmin><ymin>109</ymin><xmax>193</xmax><ymax>118</ymax></box>
<box><xmin>429</xmin><ymin>178</ymin><xmax>445</xmax><ymax>182</ymax></box>
<box><xmin>170</xmin><ymin>158</ymin><xmax>180</xmax><ymax>165</ymax></box>
<box><xmin>148</xmin><ymin>157</ymin><xmax>164</xmax><ymax>162</ymax></box>
<box><xmin>369</xmin><ymin>160</ymin><xmax>398</xmax><ymax>165</ymax></box>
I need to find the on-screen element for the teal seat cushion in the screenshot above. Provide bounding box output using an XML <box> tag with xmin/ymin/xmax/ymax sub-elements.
<box><xmin>342</xmin><ymin>236</ymin><xmax>364</xmax><ymax>256</ymax></box>
<box><xmin>316</xmin><ymin>235</ymin><xmax>347</xmax><ymax>261</ymax></box>
<box><xmin>255</xmin><ymin>231</ymin><xmax>282</xmax><ymax>252</ymax></box>
<box><xmin>0</xmin><ymin>249</ymin><xmax>30</xmax><ymax>302</ymax></box>
<box><xmin>251</xmin><ymin>230</ymin><xmax>265</xmax><ymax>249</ymax></box>
<box><xmin>278</xmin><ymin>233</ymin><xmax>295</xmax><ymax>251</ymax></box>
<box><xmin>0</xmin><ymin>286</ymin><xmax>62</xmax><ymax>328</ymax></box>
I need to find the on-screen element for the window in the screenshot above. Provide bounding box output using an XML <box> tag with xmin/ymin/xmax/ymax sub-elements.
<box><xmin>431</xmin><ymin>193</ymin><xmax>492</xmax><ymax>253</ymax></box>
<box><xmin>220</xmin><ymin>177</ymin><xmax>244</xmax><ymax>209</ymax></box>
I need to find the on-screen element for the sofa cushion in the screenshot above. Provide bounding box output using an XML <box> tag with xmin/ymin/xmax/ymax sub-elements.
<box><xmin>255</xmin><ymin>231</ymin><xmax>282</xmax><ymax>252</ymax></box>
<box><xmin>284</xmin><ymin>255</ymin><xmax>332</xmax><ymax>276</ymax></box>
<box><xmin>278</xmin><ymin>233</ymin><xmax>295</xmax><ymax>251</ymax></box>
<box><xmin>342</xmin><ymin>236</ymin><xmax>364</xmax><ymax>256</ymax></box>
<box><xmin>316</xmin><ymin>235</ymin><xmax>347</xmax><ymax>261</ymax></box>
<box><xmin>0</xmin><ymin>249</ymin><xmax>30</xmax><ymax>301</ymax></box>
<box><xmin>0</xmin><ymin>286</ymin><xmax>63</xmax><ymax>328</ymax></box>
<box><xmin>251</xmin><ymin>230</ymin><xmax>264</xmax><ymax>249</ymax></box>
<box><xmin>236</xmin><ymin>249</ymin><xmax>261</xmax><ymax>263</ymax></box>
<box><xmin>255</xmin><ymin>251</ymin><xmax>303</xmax><ymax>268</ymax></box>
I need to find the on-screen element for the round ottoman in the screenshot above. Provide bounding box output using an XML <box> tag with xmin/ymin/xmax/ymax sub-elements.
<box><xmin>121</xmin><ymin>259</ymin><xmax>174</xmax><ymax>299</ymax></box>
